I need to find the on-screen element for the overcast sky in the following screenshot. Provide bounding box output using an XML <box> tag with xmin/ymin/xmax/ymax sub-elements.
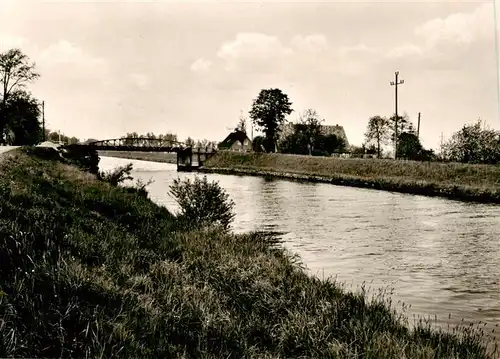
<box><xmin>1</xmin><ymin>0</ymin><xmax>499</xmax><ymax>150</ymax></box>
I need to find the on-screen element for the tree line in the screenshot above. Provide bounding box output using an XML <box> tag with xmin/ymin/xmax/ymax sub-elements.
<box><xmin>240</xmin><ymin>88</ymin><xmax>346</xmax><ymax>155</ymax></box>
<box><xmin>245</xmin><ymin>87</ymin><xmax>500</xmax><ymax>164</ymax></box>
<box><xmin>362</xmin><ymin>114</ymin><xmax>435</xmax><ymax>160</ymax></box>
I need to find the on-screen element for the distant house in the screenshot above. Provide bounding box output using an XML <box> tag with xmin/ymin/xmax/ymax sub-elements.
<box><xmin>278</xmin><ymin>122</ymin><xmax>350</xmax><ymax>148</ymax></box>
<box><xmin>218</xmin><ymin>129</ymin><xmax>252</xmax><ymax>152</ymax></box>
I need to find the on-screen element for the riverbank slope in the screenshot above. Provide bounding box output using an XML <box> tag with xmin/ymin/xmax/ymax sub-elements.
<box><xmin>200</xmin><ymin>151</ymin><xmax>500</xmax><ymax>204</ymax></box>
<box><xmin>0</xmin><ymin>149</ymin><xmax>496</xmax><ymax>358</ymax></box>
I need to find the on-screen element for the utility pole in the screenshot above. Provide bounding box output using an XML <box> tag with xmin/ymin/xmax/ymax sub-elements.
<box><xmin>440</xmin><ymin>132</ymin><xmax>444</xmax><ymax>160</ymax></box>
<box><xmin>390</xmin><ymin>71</ymin><xmax>404</xmax><ymax>159</ymax></box>
<box><xmin>417</xmin><ymin>112</ymin><xmax>421</xmax><ymax>139</ymax></box>
<box><xmin>42</xmin><ymin>101</ymin><xmax>46</xmax><ymax>141</ymax></box>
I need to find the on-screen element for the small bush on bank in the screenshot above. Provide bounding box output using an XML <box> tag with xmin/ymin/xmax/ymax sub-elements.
<box><xmin>97</xmin><ymin>163</ymin><xmax>154</xmax><ymax>198</ymax></box>
<box><xmin>169</xmin><ymin>175</ymin><xmax>235</xmax><ymax>231</ymax></box>
<box><xmin>98</xmin><ymin>162</ymin><xmax>134</xmax><ymax>186</ymax></box>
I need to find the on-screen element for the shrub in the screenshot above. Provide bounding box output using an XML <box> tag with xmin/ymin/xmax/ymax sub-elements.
<box><xmin>98</xmin><ymin>163</ymin><xmax>134</xmax><ymax>186</ymax></box>
<box><xmin>168</xmin><ymin>175</ymin><xmax>235</xmax><ymax>231</ymax></box>
<box><xmin>124</xmin><ymin>178</ymin><xmax>154</xmax><ymax>198</ymax></box>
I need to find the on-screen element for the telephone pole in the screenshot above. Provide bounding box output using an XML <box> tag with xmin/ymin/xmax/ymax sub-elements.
<box><xmin>440</xmin><ymin>132</ymin><xmax>444</xmax><ymax>160</ymax></box>
<box><xmin>417</xmin><ymin>112</ymin><xmax>421</xmax><ymax>139</ymax></box>
<box><xmin>390</xmin><ymin>71</ymin><xmax>404</xmax><ymax>159</ymax></box>
<box><xmin>41</xmin><ymin>101</ymin><xmax>47</xmax><ymax>141</ymax></box>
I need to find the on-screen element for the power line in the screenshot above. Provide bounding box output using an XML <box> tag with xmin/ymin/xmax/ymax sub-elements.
<box><xmin>390</xmin><ymin>71</ymin><xmax>404</xmax><ymax>159</ymax></box>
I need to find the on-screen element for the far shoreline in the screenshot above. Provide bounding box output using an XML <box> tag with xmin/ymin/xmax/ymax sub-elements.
<box><xmin>199</xmin><ymin>152</ymin><xmax>500</xmax><ymax>205</ymax></box>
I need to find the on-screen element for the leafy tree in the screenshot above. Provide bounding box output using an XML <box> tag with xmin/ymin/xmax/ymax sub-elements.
<box><xmin>252</xmin><ymin>135</ymin><xmax>266</xmax><ymax>152</ymax></box>
<box><xmin>2</xmin><ymin>90</ymin><xmax>42</xmax><ymax>145</ymax></box>
<box><xmin>0</xmin><ymin>49</ymin><xmax>40</xmax><ymax>142</ymax></box>
<box><xmin>195</xmin><ymin>139</ymin><xmax>212</xmax><ymax>149</ymax></box>
<box><xmin>443</xmin><ymin>119</ymin><xmax>500</xmax><ymax>164</ymax></box>
<box><xmin>364</xmin><ymin>116</ymin><xmax>390</xmax><ymax>158</ymax></box>
<box><xmin>396</xmin><ymin>132</ymin><xmax>423</xmax><ymax>160</ymax></box>
<box><xmin>44</xmin><ymin>129</ymin><xmax>80</xmax><ymax>145</ymax></box>
<box><xmin>364</xmin><ymin>143</ymin><xmax>377</xmax><ymax>155</ymax></box>
<box><xmin>169</xmin><ymin>176</ymin><xmax>235</xmax><ymax>232</ymax></box>
<box><xmin>280</xmin><ymin>122</ymin><xmax>346</xmax><ymax>156</ymax></box>
<box><xmin>388</xmin><ymin>114</ymin><xmax>415</xmax><ymax>158</ymax></box>
<box><xmin>185</xmin><ymin>137</ymin><xmax>195</xmax><ymax>147</ymax></box>
<box><xmin>68</xmin><ymin>137</ymin><xmax>79</xmax><ymax>145</ymax></box>
<box><xmin>82</xmin><ymin>138</ymin><xmax>99</xmax><ymax>145</ymax></box>
<box><xmin>297</xmin><ymin>109</ymin><xmax>324</xmax><ymax>155</ymax></box>
<box><xmin>163</xmin><ymin>133</ymin><xmax>178</xmax><ymax>142</ymax></box>
<box><xmin>280</xmin><ymin>127</ymin><xmax>309</xmax><ymax>155</ymax></box>
<box><xmin>316</xmin><ymin>134</ymin><xmax>346</xmax><ymax>154</ymax></box>
<box><xmin>249</xmin><ymin>88</ymin><xmax>293</xmax><ymax>152</ymax></box>
<box><xmin>350</xmin><ymin>145</ymin><xmax>366</xmax><ymax>156</ymax></box>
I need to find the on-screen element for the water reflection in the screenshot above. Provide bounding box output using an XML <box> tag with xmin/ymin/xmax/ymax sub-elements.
<box><xmin>99</xmin><ymin>157</ymin><xmax>500</xmax><ymax>339</ymax></box>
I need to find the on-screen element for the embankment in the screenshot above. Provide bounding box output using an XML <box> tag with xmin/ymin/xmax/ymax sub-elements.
<box><xmin>200</xmin><ymin>151</ymin><xmax>500</xmax><ymax>204</ymax></box>
<box><xmin>98</xmin><ymin>150</ymin><xmax>177</xmax><ymax>164</ymax></box>
<box><xmin>0</xmin><ymin>148</ymin><xmax>497</xmax><ymax>358</ymax></box>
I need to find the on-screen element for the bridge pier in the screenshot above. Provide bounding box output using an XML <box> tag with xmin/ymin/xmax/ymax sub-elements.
<box><xmin>177</xmin><ymin>148</ymin><xmax>193</xmax><ymax>171</ymax></box>
<box><xmin>177</xmin><ymin>147</ymin><xmax>215</xmax><ymax>171</ymax></box>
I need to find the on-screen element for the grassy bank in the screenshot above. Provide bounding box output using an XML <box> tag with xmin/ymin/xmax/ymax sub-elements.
<box><xmin>98</xmin><ymin>150</ymin><xmax>177</xmax><ymax>164</ymax></box>
<box><xmin>201</xmin><ymin>151</ymin><xmax>500</xmax><ymax>203</ymax></box>
<box><xmin>0</xmin><ymin>149</ymin><xmax>497</xmax><ymax>358</ymax></box>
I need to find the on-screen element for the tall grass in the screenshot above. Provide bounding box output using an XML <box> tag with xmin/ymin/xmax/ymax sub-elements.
<box><xmin>0</xmin><ymin>150</ymin><xmax>497</xmax><ymax>358</ymax></box>
<box><xmin>202</xmin><ymin>152</ymin><xmax>500</xmax><ymax>202</ymax></box>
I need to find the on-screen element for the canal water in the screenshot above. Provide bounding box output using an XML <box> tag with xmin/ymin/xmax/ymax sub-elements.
<box><xmin>99</xmin><ymin>156</ymin><xmax>500</xmax><ymax>342</ymax></box>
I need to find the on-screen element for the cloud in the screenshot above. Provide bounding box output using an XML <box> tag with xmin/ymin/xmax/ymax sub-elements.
<box><xmin>37</xmin><ymin>40</ymin><xmax>107</xmax><ymax>75</ymax></box>
<box><xmin>290</xmin><ymin>34</ymin><xmax>329</xmax><ymax>54</ymax></box>
<box><xmin>0</xmin><ymin>34</ymin><xmax>29</xmax><ymax>53</ymax></box>
<box><xmin>414</xmin><ymin>3</ymin><xmax>494</xmax><ymax>48</ymax></box>
<box><xmin>127</xmin><ymin>73</ymin><xmax>149</xmax><ymax>90</ymax></box>
<box><xmin>386</xmin><ymin>43</ymin><xmax>423</xmax><ymax>59</ymax></box>
<box><xmin>190</xmin><ymin>57</ymin><xmax>212</xmax><ymax>72</ymax></box>
<box><xmin>216</xmin><ymin>32</ymin><xmax>293</xmax><ymax>73</ymax></box>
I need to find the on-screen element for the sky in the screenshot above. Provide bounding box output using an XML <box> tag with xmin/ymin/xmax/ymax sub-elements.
<box><xmin>1</xmin><ymin>0</ymin><xmax>499</xmax><ymax>151</ymax></box>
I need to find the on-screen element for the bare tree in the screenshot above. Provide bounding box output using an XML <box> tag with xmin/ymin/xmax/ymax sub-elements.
<box><xmin>0</xmin><ymin>49</ymin><xmax>40</xmax><ymax>140</ymax></box>
<box><xmin>236</xmin><ymin>112</ymin><xmax>247</xmax><ymax>133</ymax></box>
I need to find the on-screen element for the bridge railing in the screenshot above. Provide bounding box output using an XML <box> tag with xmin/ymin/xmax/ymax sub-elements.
<box><xmin>87</xmin><ymin>138</ymin><xmax>218</xmax><ymax>153</ymax></box>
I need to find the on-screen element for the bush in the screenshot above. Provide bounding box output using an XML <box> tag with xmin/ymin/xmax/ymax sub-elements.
<box><xmin>98</xmin><ymin>163</ymin><xmax>134</xmax><ymax>186</ymax></box>
<box><xmin>168</xmin><ymin>175</ymin><xmax>235</xmax><ymax>231</ymax></box>
<box><xmin>124</xmin><ymin>178</ymin><xmax>154</xmax><ymax>198</ymax></box>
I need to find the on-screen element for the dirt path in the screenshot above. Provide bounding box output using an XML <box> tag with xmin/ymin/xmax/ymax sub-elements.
<box><xmin>0</xmin><ymin>146</ymin><xmax>19</xmax><ymax>157</ymax></box>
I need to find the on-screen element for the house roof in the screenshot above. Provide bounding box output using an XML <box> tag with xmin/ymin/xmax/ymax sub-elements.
<box><xmin>219</xmin><ymin>130</ymin><xmax>250</xmax><ymax>148</ymax></box>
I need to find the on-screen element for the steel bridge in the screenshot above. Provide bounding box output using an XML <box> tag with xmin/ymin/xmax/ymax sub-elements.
<box><xmin>86</xmin><ymin>137</ymin><xmax>217</xmax><ymax>171</ymax></box>
<box><xmin>88</xmin><ymin>137</ymin><xmax>189</xmax><ymax>152</ymax></box>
